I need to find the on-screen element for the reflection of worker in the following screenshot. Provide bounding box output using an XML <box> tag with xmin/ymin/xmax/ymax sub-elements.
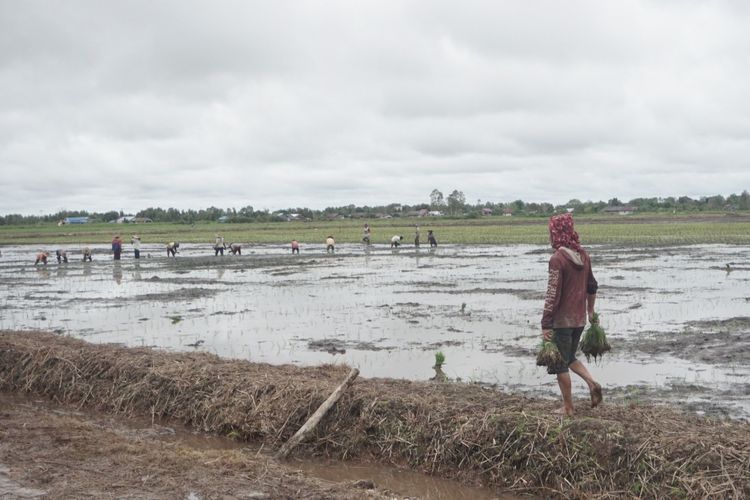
<box><xmin>131</xmin><ymin>235</ymin><xmax>141</xmax><ymax>259</ymax></box>
<box><xmin>542</xmin><ymin>213</ymin><xmax>601</xmax><ymax>417</ymax></box>
<box><xmin>427</xmin><ymin>230</ymin><xmax>438</xmax><ymax>247</ymax></box>
<box><xmin>414</xmin><ymin>224</ymin><xmax>420</xmax><ymax>247</ymax></box>
<box><xmin>35</xmin><ymin>251</ymin><xmax>49</xmax><ymax>265</ymax></box>
<box><xmin>325</xmin><ymin>236</ymin><xmax>335</xmax><ymax>254</ymax></box>
<box><xmin>390</xmin><ymin>235</ymin><xmax>403</xmax><ymax>248</ymax></box>
<box><xmin>112</xmin><ymin>235</ymin><xmax>123</xmax><ymax>260</ymax></box>
<box><xmin>214</xmin><ymin>234</ymin><xmax>225</xmax><ymax>256</ymax></box>
<box><xmin>55</xmin><ymin>250</ymin><xmax>68</xmax><ymax>263</ymax></box>
<box><xmin>227</xmin><ymin>243</ymin><xmax>241</xmax><ymax>255</ymax></box>
<box><xmin>82</xmin><ymin>247</ymin><xmax>93</xmax><ymax>262</ymax></box>
<box><xmin>113</xmin><ymin>261</ymin><xmax>122</xmax><ymax>285</ymax></box>
<box><xmin>291</xmin><ymin>240</ymin><xmax>300</xmax><ymax>254</ymax></box>
<box><xmin>167</xmin><ymin>241</ymin><xmax>179</xmax><ymax>257</ymax></box>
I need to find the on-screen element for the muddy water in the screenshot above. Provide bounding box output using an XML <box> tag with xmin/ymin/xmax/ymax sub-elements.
<box><xmin>1</xmin><ymin>243</ymin><xmax>749</xmax><ymax>419</ymax></box>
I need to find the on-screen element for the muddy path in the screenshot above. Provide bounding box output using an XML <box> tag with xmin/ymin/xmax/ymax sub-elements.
<box><xmin>1</xmin><ymin>242</ymin><xmax>749</xmax><ymax>420</ymax></box>
<box><xmin>0</xmin><ymin>392</ymin><xmax>402</xmax><ymax>500</ymax></box>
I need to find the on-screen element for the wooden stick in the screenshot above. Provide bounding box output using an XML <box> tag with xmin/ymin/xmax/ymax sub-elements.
<box><xmin>275</xmin><ymin>367</ymin><xmax>359</xmax><ymax>459</ymax></box>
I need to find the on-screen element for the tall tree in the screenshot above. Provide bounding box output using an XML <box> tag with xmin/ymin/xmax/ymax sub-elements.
<box><xmin>447</xmin><ymin>190</ymin><xmax>466</xmax><ymax>215</ymax></box>
<box><xmin>430</xmin><ymin>189</ymin><xmax>444</xmax><ymax>209</ymax></box>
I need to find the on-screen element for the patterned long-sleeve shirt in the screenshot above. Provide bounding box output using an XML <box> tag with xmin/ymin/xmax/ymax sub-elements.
<box><xmin>542</xmin><ymin>247</ymin><xmax>598</xmax><ymax>329</ymax></box>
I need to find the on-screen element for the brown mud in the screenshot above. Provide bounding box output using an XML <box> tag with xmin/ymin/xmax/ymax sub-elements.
<box><xmin>619</xmin><ymin>316</ymin><xmax>750</xmax><ymax>365</ymax></box>
<box><xmin>1</xmin><ymin>331</ymin><xmax>749</xmax><ymax>499</ymax></box>
<box><xmin>0</xmin><ymin>392</ymin><xmax>402</xmax><ymax>500</ymax></box>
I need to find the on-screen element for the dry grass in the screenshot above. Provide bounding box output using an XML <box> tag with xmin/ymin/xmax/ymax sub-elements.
<box><xmin>1</xmin><ymin>331</ymin><xmax>748</xmax><ymax>499</ymax></box>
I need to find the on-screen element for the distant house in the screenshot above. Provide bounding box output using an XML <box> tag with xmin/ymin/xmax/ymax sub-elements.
<box><xmin>428</xmin><ymin>210</ymin><xmax>443</xmax><ymax>217</ymax></box>
<box><xmin>503</xmin><ymin>208</ymin><xmax>513</xmax><ymax>216</ymax></box>
<box><xmin>62</xmin><ymin>216</ymin><xmax>90</xmax><ymax>224</ymax></box>
<box><xmin>481</xmin><ymin>208</ymin><xmax>493</xmax><ymax>216</ymax></box>
<box><xmin>602</xmin><ymin>206</ymin><xmax>637</xmax><ymax>215</ymax></box>
<box><xmin>116</xmin><ymin>216</ymin><xmax>135</xmax><ymax>224</ymax></box>
<box><xmin>131</xmin><ymin>217</ymin><xmax>153</xmax><ymax>224</ymax></box>
<box><xmin>217</xmin><ymin>216</ymin><xmax>229</xmax><ymax>223</ymax></box>
<box><xmin>418</xmin><ymin>208</ymin><xmax>430</xmax><ymax>217</ymax></box>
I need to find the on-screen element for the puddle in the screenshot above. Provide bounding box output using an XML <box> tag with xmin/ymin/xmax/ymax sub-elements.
<box><xmin>1</xmin><ymin>243</ymin><xmax>750</xmax><ymax>419</ymax></box>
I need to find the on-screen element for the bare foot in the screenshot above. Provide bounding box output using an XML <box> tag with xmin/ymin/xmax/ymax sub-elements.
<box><xmin>590</xmin><ymin>382</ymin><xmax>603</xmax><ymax>408</ymax></box>
<box><xmin>553</xmin><ymin>407</ymin><xmax>574</xmax><ymax>417</ymax></box>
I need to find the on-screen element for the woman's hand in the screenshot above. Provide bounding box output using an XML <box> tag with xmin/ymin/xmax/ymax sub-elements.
<box><xmin>542</xmin><ymin>329</ymin><xmax>553</xmax><ymax>341</ymax></box>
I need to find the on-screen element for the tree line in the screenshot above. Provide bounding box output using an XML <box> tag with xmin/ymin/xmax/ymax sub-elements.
<box><xmin>1</xmin><ymin>191</ymin><xmax>749</xmax><ymax>225</ymax></box>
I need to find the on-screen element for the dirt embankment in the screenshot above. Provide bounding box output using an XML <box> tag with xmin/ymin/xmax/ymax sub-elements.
<box><xmin>1</xmin><ymin>331</ymin><xmax>749</xmax><ymax>499</ymax></box>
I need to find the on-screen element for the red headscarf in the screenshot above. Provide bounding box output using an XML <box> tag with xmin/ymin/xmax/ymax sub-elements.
<box><xmin>548</xmin><ymin>213</ymin><xmax>582</xmax><ymax>251</ymax></box>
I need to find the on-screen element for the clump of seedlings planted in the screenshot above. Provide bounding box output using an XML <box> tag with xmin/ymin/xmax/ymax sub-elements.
<box><xmin>580</xmin><ymin>313</ymin><xmax>611</xmax><ymax>362</ymax></box>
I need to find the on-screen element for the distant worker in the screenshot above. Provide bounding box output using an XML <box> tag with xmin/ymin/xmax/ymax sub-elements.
<box><xmin>291</xmin><ymin>240</ymin><xmax>300</xmax><ymax>254</ymax></box>
<box><xmin>390</xmin><ymin>235</ymin><xmax>403</xmax><ymax>248</ymax></box>
<box><xmin>325</xmin><ymin>235</ymin><xmax>335</xmax><ymax>254</ymax></box>
<box><xmin>55</xmin><ymin>249</ymin><xmax>68</xmax><ymax>264</ymax></box>
<box><xmin>34</xmin><ymin>251</ymin><xmax>49</xmax><ymax>265</ymax></box>
<box><xmin>227</xmin><ymin>243</ymin><xmax>241</xmax><ymax>255</ymax></box>
<box><xmin>414</xmin><ymin>224</ymin><xmax>421</xmax><ymax>247</ymax></box>
<box><xmin>131</xmin><ymin>234</ymin><xmax>141</xmax><ymax>259</ymax></box>
<box><xmin>427</xmin><ymin>230</ymin><xmax>437</xmax><ymax>247</ymax></box>
<box><xmin>362</xmin><ymin>223</ymin><xmax>371</xmax><ymax>245</ymax></box>
<box><xmin>111</xmin><ymin>235</ymin><xmax>123</xmax><ymax>260</ymax></box>
<box><xmin>82</xmin><ymin>247</ymin><xmax>93</xmax><ymax>262</ymax></box>
<box><xmin>214</xmin><ymin>233</ymin><xmax>225</xmax><ymax>256</ymax></box>
<box><xmin>167</xmin><ymin>241</ymin><xmax>179</xmax><ymax>257</ymax></box>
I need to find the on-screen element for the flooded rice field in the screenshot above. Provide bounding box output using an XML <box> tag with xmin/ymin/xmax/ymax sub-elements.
<box><xmin>1</xmin><ymin>242</ymin><xmax>749</xmax><ymax>419</ymax></box>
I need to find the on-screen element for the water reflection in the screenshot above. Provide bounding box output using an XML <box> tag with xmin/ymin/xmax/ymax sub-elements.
<box><xmin>113</xmin><ymin>262</ymin><xmax>122</xmax><ymax>285</ymax></box>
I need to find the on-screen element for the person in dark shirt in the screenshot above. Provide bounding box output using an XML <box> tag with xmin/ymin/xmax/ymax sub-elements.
<box><xmin>541</xmin><ymin>213</ymin><xmax>601</xmax><ymax>417</ymax></box>
<box><xmin>427</xmin><ymin>230</ymin><xmax>437</xmax><ymax>247</ymax></box>
<box><xmin>111</xmin><ymin>235</ymin><xmax>122</xmax><ymax>260</ymax></box>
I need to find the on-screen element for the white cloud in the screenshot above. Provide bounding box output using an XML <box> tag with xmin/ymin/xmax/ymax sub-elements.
<box><xmin>1</xmin><ymin>1</ymin><xmax>749</xmax><ymax>214</ymax></box>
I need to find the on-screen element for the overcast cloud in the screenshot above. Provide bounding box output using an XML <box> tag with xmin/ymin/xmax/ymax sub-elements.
<box><xmin>1</xmin><ymin>1</ymin><xmax>749</xmax><ymax>214</ymax></box>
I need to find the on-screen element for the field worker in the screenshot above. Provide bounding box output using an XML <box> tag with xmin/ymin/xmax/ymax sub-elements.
<box><xmin>82</xmin><ymin>247</ymin><xmax>93</xmax><ymax>262</ymax></box>
<box><xmin>542</xmin><ymin>213</ymin><xmax>601</xmax><ymax>417</ymax></box>
<box><xmin>167</xmin><ymin>241</ymin><xmax>179</xmax><ymax>257</ymax></box>
<box><xmin>291</xmin><ymin>240</ymin><xmax>300</xmax><ymax>254</ymax></box>
<box><xmin>325</xmin><ymin>235</ymin><xmax>335</xmax><ymax>254</ymax></box>
<box><xmin>414</xmin><ymin>224</ymin><xmax>420</xmax><ymax>247</ymax></box>
<box><xmin>214</xmin><ymin>233</ymin><xmax>225</xmax><ymax>256</ymax></box>
<box><xmin>111</xmin><ymin>235</ymin><xmax>123</xmax><ymax>260</ymax></box>
<box><xmin>131</xmin><ymin>235</ymin><xmax>141</xmax><ymax>259</ymax></box>
<box><xmin>362</xmin><ymin>223</ymin><xmax>371</xmax><ymax>245</ymax></box>
<box><xmin>227</xmin><ymin>242</ymin><xmax>241</xmax><ymax>255</ymax></box>
<box><xmin>427</xmin><ymin>230</ymin><xmax>438</xmax><ymax>247</ymax></box>
<box><xmin>390</xmin><ymin>235</ymin><xmax>403</xmax><ymax>248</ymax></box>
<box><xmin>55</xmin><ymin>249</ymin><xmax>68</xmax><ymax>264</ymax></box>
<box><xmin>34</xmin><ymin>251</ymin><xmax>49</xmax><ymax>265</ymax></box>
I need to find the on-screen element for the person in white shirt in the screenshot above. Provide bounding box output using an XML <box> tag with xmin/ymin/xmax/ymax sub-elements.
<box><xmin>325</xmin><ymin>236</ymin><xmax>335</xmax><ymax>254</ymax></box>
<box><xmin>390</xmin><ymin>235</ymin><xmax>403</xmax><ymax>248</ymax></box>
<box><xmin>131</xmin><ymin>235</ymin><xmax>141</xmax><ymax>259</ymax></box>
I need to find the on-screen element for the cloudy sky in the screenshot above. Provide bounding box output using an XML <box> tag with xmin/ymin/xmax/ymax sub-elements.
<box><xmin>1</xmin><ymin>1</ymin><xmax>749</xmax><ymax>214</ymax></box>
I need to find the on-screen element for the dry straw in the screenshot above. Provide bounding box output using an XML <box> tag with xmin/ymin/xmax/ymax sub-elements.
<box><xmin>1</xmin><ymin>331</ymin><xmax>748</xmax><ymax>499</ymax></box>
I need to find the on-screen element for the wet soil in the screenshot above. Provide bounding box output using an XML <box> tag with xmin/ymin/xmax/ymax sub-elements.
<box><xmin>0</xmin><ymin>392</ymin><xmax>396</xmax><ymax>500</ymax></box>
<box><xmin>618</xmin><ymin>316</ymin><xmax>750</xmax><ymax>364</ymax></box>
<box><xmin>2</xmin><ymin>243</ymin><xmax>750</xmax><ymax>421</ymax></box>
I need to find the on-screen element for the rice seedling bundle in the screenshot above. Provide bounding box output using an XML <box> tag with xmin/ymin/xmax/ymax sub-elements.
<box><xmin>536</xmin><ymin>340</ymin><xmax>567</xmax><ymax>374</ymax></box>
<box><xmin>580</xmin><ymin>313</ymin><xmax>611</xmax><ymax>362</ymax></box>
